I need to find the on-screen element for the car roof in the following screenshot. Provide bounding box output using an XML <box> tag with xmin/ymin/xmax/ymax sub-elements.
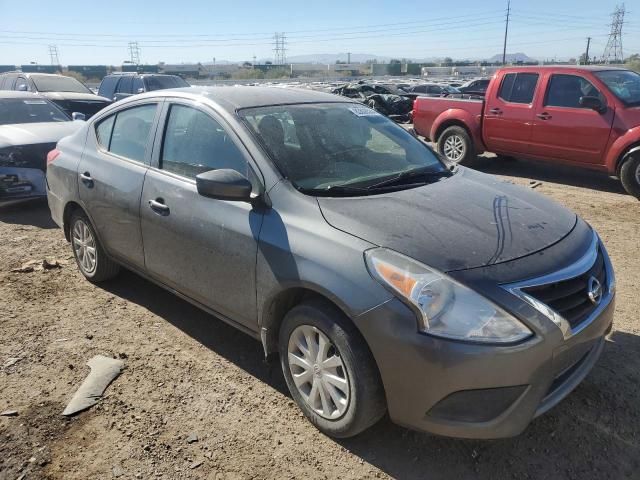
<box><xmin>133</xmin><ymin>86</ymin><xmax>356</xmax><ymax>112</ymax></box>
<box><xmin>0</xmin><ymin>91</ymin><xmax>50</xmax><ymax>100</ymax></box>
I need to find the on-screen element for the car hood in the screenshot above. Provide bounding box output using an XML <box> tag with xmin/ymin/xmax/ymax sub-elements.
<box><xmin>0</xmin><ymin>122</ymin><xmax>83</xmax><ymax>149</ymax></box>
<box><xmin>41</xmin><ymin>91</ymin><xmax>111</xmax><ymax>102</ymax></box>
<box><xmin>317</xmin><ymin>168</ymin><xmax>577</xmax><ymax>272</ymax></box>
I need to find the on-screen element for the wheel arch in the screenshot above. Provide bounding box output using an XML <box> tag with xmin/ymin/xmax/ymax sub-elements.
<box><xmin>259</xmin><ymin>285</ymin><xmax>355</xmax><ymax>359</ymax></box>
<box><xmin>62</xmin><ymin>201</ymin><xmax>84</xmax><ymax>242</ymax></box>
<box><xmin>616</xmin><ymin>142</ymin><xmax>640</xmax><ymax>176</ymax></box>
<box><xmin>433</xmin><ymin>119</ymin><xmax>473</xmax><ymax>144</ymax></box>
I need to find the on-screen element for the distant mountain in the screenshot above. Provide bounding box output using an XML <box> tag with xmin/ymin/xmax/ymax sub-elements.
<box><xmin>486</xmin><ymin>52</ymin><xmax>538</xmax><ymax>63</ymax></box>
<box><xmin>285</xmin><ymin>53</ymin><xmax>392</xmax><ymax>64</ymax></box>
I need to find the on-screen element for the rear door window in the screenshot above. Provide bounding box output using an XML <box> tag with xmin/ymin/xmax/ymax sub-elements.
<box><xmin>498</xmin><ymin>73</ymin><xmax>539</xmax><ymax>104</ymax></box>
<box><xmin>116</xmin><ymin>76</ymin><xmax>133</xmax><ymax>94</ymax></box>
<box><xmin>106</xmin><ymin>104</ymin><xmax>158</xmax><ymax>162</ymax></box>
<box><xmin>545</xmin><ymin>74</ymin><xmax>604</xmax><ymax>108</ymax></box>
<box><xmin>98</xmin><ymin>76</ymin><xmax>119</xmax><ymax>98</ymax></box>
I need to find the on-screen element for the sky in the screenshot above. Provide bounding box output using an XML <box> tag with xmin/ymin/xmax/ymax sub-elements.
<box><xmin>0</xmin><ymin>0</ymin><xmax>638</xmax><ymax>65</ymax></box>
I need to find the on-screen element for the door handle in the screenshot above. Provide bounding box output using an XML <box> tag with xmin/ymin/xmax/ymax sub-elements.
<box><xmin>536</xmin><ymin>112</ymin><xmax>552</xmax><ymax>120</ymax></box>
<box><xmin>80</xmin><ymin>172</ymin><xmax>93</xmax><ymax>187</ymax></box>
<box><xmin>489</xmin><ymin>108</ymin><xmax>502</xmax><ymax>115</ymax></box>
<box><xmin>148</xmin><ymin>198</ymin><xmax>170</xmax><ymax>215</ymax></box>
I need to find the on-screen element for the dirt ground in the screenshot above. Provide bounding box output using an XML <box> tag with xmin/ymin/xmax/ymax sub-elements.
<box><xmin>1</xmin><ymin>156</ymin><xmax>639</xmax><ymax>480</ymax></box>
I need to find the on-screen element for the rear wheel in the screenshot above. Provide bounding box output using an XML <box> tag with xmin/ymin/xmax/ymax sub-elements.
<box><xmin>437</xmin><ymin>126</ymin><xmax>475</xmax><ymax>165</ymax></box>
<box><xmin>620</xmin><ymin>153</ymin><xmax>640</xmax><ymax>199</ymax></box>
<box><xmin>279</xmin><ymin>300</ymin><xmax>386</xmax><ymax>438</ymax></box>
<box><xmin>70</xmin><ymin>211</ymin><xmax>120</xmax><ymax>282</ymax></box>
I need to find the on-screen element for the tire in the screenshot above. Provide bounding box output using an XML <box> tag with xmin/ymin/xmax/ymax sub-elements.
<box><xmin>279</xmin><ymin>300</ymin><xmax>386</xmax><ymax>438</ymax></box>
<box><xmin>69</xmin><ymin>210</ymin><xmax>120</xmax><ymax>282</ymax></box>
<box><xmin>620</xmin><ymin>153</ymin><xmax>640</xmax><ymax>199</ymax></box>
<box><xmin>437</xmin><ymin>125</ymin><xmax>475</xmax><ymax>165</ymax></box>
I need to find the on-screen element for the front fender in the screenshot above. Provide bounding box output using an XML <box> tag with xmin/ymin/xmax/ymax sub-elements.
<box><xmin>604</xmin><ymin>126</ymin><xmax>640</xmax><ymax>174</ymax></box>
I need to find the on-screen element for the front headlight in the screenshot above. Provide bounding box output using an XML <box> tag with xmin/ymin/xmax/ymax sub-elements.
<box><xmin>365</xmin><ymin>248</ymin><xmax>532</xmax><ymax>344</ymax></box>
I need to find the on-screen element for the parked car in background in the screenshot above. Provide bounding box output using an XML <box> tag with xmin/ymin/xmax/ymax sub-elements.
<box><xmin>98</xmin><ymin>73</ymin><xmax>190</xmax><ymax>102</ymax></box>
<box><xmin>0</xmin><ymin>72</ymin><xmax>111</xmax><ymax>118</ymax></box>
<box><xmin>332</xmin><ymin>81</ymin><xmax>414</xmax><ymax>122</ymax></box>
<box><xmin>405</xmin><ymin>83</ymin><xmax>461</xmax><ymax>97</ymax></box>
<box><xmin>47</xmin><ymin>87</ymin><xmax>615</xmax><ymax>439</ymax></box>
<box><xmin>0</xmin><ymin>92</ymin><xmax>84</xmax><ymax>205</ymax></box>
<box><xmin>457</xmin><ymin>78</ymin><xmax>490</xmax><ymax>96</ymax></box>
<box><xmin>413</xmin><ymin>66</ymin><xmax>640</xmax><ymax>198</ymax></box>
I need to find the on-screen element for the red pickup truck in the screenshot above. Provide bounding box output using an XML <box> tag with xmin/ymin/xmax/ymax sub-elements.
<box><xmin>413</xmin><ymin>66</ymin><xmax>640</xmax><ymax>198</ymax></box>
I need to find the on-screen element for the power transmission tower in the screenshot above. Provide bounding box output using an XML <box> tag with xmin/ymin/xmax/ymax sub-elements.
<box><xmin>602</xmin><ymin>4</ymin><xmax>625</xmax><ymax>64</ymax></box>
<box><xmin>273</xmin><ymin>33</ymin><xmax>287</xmax><ymax>65</ymax></box>
<box><xmin>128</xmin><ymin>41</ymin><xmax>141</xmax><ymax>65</ymax></box>
<box><xmin>502</xmin><ymin>0</ymin><xmax>511</xmax><ymax>65</ymax></box>
<box><xmin>48</xmin><ymin>45</ymin><xmax>60</xmax><ymax>66</ymax></box>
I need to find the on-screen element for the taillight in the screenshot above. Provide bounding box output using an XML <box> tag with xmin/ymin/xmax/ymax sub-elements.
<box><xmin>46</xmin><ymin>148</ymin><xmax>61</xmax><ymax>166</ymax></box>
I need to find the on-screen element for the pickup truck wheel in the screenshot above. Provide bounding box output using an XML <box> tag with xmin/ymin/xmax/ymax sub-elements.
<box><xmin>279</xmin><ymin>300</ymin><xmax>386</xmax><ymax>438</ymax></box>
<box><xmin>437</xmin><ymin>126</ymin><xmax>475</xmax><ymax>165</ymax></box>
<box><xmin>620</xmin><ymin>154</ymin><xmax>640</xmax><ymax>199</ymax></box>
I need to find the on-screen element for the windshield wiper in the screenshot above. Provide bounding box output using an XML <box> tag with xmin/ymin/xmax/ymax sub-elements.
<box><xmin>298</xmin><ymin>184</ymin><xmax>371</xmax><ymax>197</ymax></box>
<box><xmin>364</xmin><ymin>167</ymin><xmax>452</xmax><ymax>190</ymax></box>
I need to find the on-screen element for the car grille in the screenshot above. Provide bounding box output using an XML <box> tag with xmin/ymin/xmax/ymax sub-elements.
<box><xmin>521</xmin><ymin>248</ymin><xmax>606</xmax><ymax>329</ymax></box>
<box><xmin>522</xmin><ymin>248</ymin><xmax>607</xmax><ymax>328</ymax></box>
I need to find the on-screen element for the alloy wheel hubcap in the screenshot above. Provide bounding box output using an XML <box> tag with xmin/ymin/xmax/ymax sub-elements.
<box><xmin>72</xmin><ymin>220</ymin><xmax>97</xmax><ymax>274</ymax></box>
<box><xmin>287</xmin><ymin>325</ymin><xmax>350</xmax><ymax>420</ymax></box>
<box><xmin>443</xmin><ymin>135</ymin><xmax>465</xmax><ymax>162</ymax></box>
<box><xmin>635</xmin><ymin>163</ymin><xmax>640</xmax><ymax>185</ymax></box>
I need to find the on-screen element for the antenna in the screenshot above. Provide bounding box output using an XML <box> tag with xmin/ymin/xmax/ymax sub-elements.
<box><xmin>128</xmin><ymin>41</ymin><xmax>141</xmax><ymax>65</ymax></box>
<box><xmin>602</xmin><ymin>4</ymin><xmax>625</xmax><ymax>64</ymax></box>
<box><xmin>48</xmin><ymin>45</ymin><xmax>60</xmax><ymax>67</ymax></box>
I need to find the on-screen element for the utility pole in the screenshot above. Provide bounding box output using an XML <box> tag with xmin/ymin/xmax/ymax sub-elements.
<box><xmin>502</xmin><ymin>0</ymin><xmax>511</xmax><ymax>65</ymax></box>
<box><xmin>584</xmin><ymin>37</ymin><xmax>592</xmax><ymax>65</ymax></box>
<box><xmin>347</xmin><ymin>52</ymin><xmax>351</xmax><ymax>64</ymax></box>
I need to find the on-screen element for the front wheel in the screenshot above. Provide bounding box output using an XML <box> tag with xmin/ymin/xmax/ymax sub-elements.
<box><xmin>620</xmin><ymin>154</ymin><xmax>640</xmax><ymax>199</ymax></box>
<box><xmin>279</xmin><ymin>300</ymin><xmax>386</xmax><ymax>438</ymax></box>
<box><xmin>437</xmin><ymin>125</ymin><xmax>475</xmax><ymax>165</ymax></box>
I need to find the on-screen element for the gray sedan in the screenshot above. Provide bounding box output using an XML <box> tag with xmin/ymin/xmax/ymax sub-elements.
<box><xmin>46</xmin><ymin>87</ymin><xmax>615</xmax><ymax>439</ymax></box>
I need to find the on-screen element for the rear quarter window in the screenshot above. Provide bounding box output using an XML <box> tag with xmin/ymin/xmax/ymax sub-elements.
<box><xmin>96</xmin><ymin>115</ymin><xmax>115</xmax><ymax>148</ymax></box>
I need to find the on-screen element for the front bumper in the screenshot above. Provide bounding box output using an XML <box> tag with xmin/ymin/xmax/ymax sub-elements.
<box><xmin>0</xmin><ymin>167</ymin><xmax>47</xmax><ymax>206</ymax></box>
<box><xmin>354</xmin><ymin>292</ymin><xmax>614</xmax><ymax>439</ymax></box>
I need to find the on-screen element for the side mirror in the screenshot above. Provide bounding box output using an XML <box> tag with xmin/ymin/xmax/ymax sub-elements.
<box><xmin>196</xmin><ymin>169</ymin><xmax>252</xmax><ymax>202</ymax></box>
<box><xmin>579</xmin><ymin>96</ymin><xmax>606</xmax><ymax>113</ymax></box>
<box><xmin>136</xmin><ymin>88</ymin><xmax>144</xmax><ymax>94</ymax></box>
<box><xmin>71</xmin><ymin>112</ymin><xmax>86</xmax><ymax>121</ymax></box>
<box><xmin>17</xmin><ymin>84</ymin><xmax>28</xmax><ymax>91</ymax></box>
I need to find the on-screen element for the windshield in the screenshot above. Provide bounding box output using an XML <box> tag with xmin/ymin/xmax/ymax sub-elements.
<box><xmin>145</xmin><ymin>76</ymin><xmax>189</xmax><ymax>91</ymax></box>
<box><xmin>595</xmin><ymin>70</ymin><xmax>640</xmax><ymax>106</ymax></box>
<box><xmin>0</xmin><ymin>98</ymin><xmax>70</xmax><ymax>125</ymax></box>
<box><xmin>240</xmin><ymin>103</ymin><xmax>447</xmax><ymax>195</ymax></box>
<box><xmin>31</xmin><ymin>75</ymin><xmax>92</xmax><ymax>93</ymax></box>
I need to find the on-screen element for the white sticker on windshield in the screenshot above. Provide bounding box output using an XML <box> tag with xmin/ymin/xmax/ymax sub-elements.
<box><xmin>348</xmin><ymin>106</ymin><xmax>380</xmax><ymax>117</ymax></box>
<box><xmin>23</xmin><ymin>100</ymin><xmax>48</xmax><ymax>105</ymax></box>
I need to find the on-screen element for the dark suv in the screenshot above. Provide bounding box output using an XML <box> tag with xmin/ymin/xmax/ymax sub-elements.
<box><xmin>98</xmin><ymin>73</ymin><xmax>190</xmax><ymax>102</ymax></box>
<box><xmin>0</xmin><ymin>72</ymin><xmax>111</xmax><ymax>118</ymax></box>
